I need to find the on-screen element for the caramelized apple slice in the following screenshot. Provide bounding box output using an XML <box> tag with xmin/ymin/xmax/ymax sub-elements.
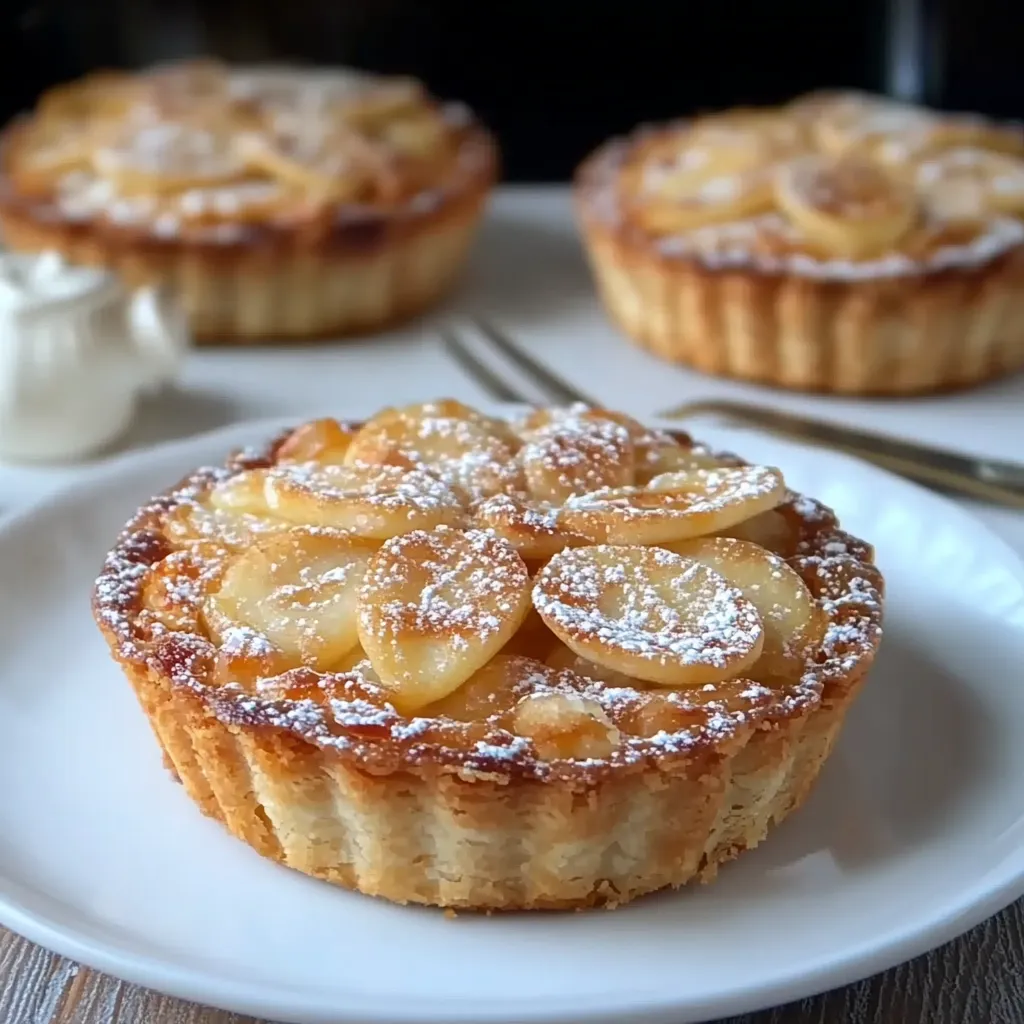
<box><xmin>406</xmin><ymin>399</ymin><xmax>523</xmax><ymax>450</ymax></box>
<box><xmin>533</xmin><ymin>545</ymin><xmax>764</xmax><ymax>687</ymax></box>
<box><xmin>560</xmin><ymin>465</ymin><xmax>787</xmax><ymax>546</ymax></box>
<box><xmin>472</xmin><ymin>493</ymin><xmax>592</xmax><ymax>560</ymax></box>
<box><xmin>208</xmin><ymin>469</ymin><xmax>274</xmax><ymax>516</ymax></box>
<box><xmin>357</xmin><ymin>527</ymin><xmax>531</xmax><ymax>713</ymax></box>
<box><xmin>212</xmin><ymin>626</ymin><xmax>298</xmax><ymax>689</ymax></box>
<box><xmin>204</xmin><ymin>528</ymin><xmax>376</xmax><ymax>670</ymax></box>
<box><xmin>93</xmin><ymin>121</ymin><xmax>246</xmax><ymax>195</ymax></box>
<box><xmin>262</xmin><ymin>463</ymin><xmax>467</xmax><ymax>539</ymax></box>
<box><xmin>236</xmin><ymin>123</ymin><xmax>378</xmax><ymax>202</ymax></box>
<box><xmin>520</xmin><ymin>413</ymin><xmax>635</xmax><ymax>503</ymax></box>
<box><xmin>345</xmin><ymin>400</ymin><xmax>523</xmax><ymax>498</ymax></box>
<box><xmin>544</xmin><ymin>643</ymin><xmax>647</xmax><ymax>689</ymax></box>
<box><xmin>142</xmin><ymin>545</ymin><xmax>223</xmax><ymax>634</ymax></box>
<box><xmin>513</xmin><ymin>691</ymin><xmax>621</xmax><ymax>761</ymax></box>
<box><xmin>664</xmin><ymin>536</ymin><xmax>826</xmax><ymax>678</ymax></box>
<box><xmin>424</xmin><ymin>654</ymin><xmax>551</xmax><ymax>722</ymax></box>
<box><xmin>634</xmin><ymin>441</ymin><xmax>728</xmax><ymax>484</ymax></box>
<box><xmin>774</xmin><ymin>154</ymin><xmax>917</xmax><ymax>258</ymax></box>
<box><xmin>714</xmin><ymin>508</ymin><xmax>798</xmax><ymax>556</ymax></box>
<box><xmin>620</xmin><ymin>677</ymin><xmax>768</xmax><ymax>738</ymax></box>
<box><xmin>277</xmin><ymin>418</ymin><xmax>358</xmax><ymax>466</ymax></box>
<box><xmin>164</xmin><ymin>499</ymin><xmax>292</xmax><ymax>550</ymax></box>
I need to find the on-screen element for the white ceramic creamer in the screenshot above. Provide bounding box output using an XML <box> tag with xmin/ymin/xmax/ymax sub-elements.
<box><xmin>0</xmin><ymin>251</ymin><xmax>189</xmax><ymax>461</ymax></box>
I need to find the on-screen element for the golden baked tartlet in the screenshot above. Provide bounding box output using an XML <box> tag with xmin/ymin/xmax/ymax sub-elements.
<box><xmin>0</xmin><ymin>61</ymin><xmax>497</xmax><ymax>342</ymax></box>
<box><xmin>576</xmin><ymin>91</ymin><xmax>1024</xmax><ymax>394</ymax></box>
<box><xmin>94</xmin><ymin>400</ymin><xmax>883</xmax><ymax>910</ymax></box>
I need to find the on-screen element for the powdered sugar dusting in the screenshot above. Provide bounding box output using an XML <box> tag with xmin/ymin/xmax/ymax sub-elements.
<box><xmin>521</xmin><ymin>410</ymin><xmax>633</xmax><ymax>499</ymax></box>
<box><xmin>582</xmin><ymin>99</ymin><xmax>1024</xmax><ymax>279</ymax></box>
<box><xmin>269</xmin><ymin>463</ymin><xmax>464</xmax><ymax>514</ymax></box>
<box><xmin>360</xmin><ymin>526</ymin><xmax>527</xmax><ymax>645</ymax></box>
<box><xmin>651</xmin><ymin>211</ymin><xmax>1024</xmax><ymax>277</ymax></box>
<box><xmin>534</xmin><ymin>545</ymin><xmax>762</xmax><ymax>669</ymax></box>
<box><xmin>93</xmin><ymin>409</ymin><xmax>884</xmax><ymax>777</ymax></box>
<box><xmin>564</xmin><ymin>464</ymin><xmax>781</xmax><ymax>521</ymax></box>
<box><xmin>22</xmin><ymin>62</ymin><xmax>477</xmax><ymax>241</ymax></box>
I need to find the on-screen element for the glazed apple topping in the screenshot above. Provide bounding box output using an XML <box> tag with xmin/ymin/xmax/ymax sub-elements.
<box><xmin>607</xmin><ymin>89</ymin><xmax>1024</xmax><ymax>270</ymax></box>
<box><xmin>12</xmin><ymin>61</ymin><xmax>481</xmax><ymax>232</ymax></box>
<box><xmin>128</xmin><ymin>399</ymin><xmax>883</xmax><ymax>765</ymax></box>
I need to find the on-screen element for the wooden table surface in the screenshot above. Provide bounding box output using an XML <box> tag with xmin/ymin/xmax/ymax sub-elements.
<box><xmin>4</xmin><ymin>905</ymin><xmax>1024</xmax><ymax>1024</ymax></box>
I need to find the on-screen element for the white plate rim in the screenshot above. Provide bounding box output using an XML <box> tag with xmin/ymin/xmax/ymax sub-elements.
<box><xmin>0</xmin><ymin>414</ymin><xmax>1023</xmax><ymax>1024</ymax></box>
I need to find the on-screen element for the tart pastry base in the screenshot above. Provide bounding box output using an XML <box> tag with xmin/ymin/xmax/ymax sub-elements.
<box><xmin>577</xmin><ymin>212</ymin><xmax>1024</xmax><ymax>395</ymax></box>
<box><xmin>113</xmin><ymin>653</ymin><xmax>865</xmax><ymax>909</ymax></box>
<box><xmin>95</xmin><ymin>406</ymin><xmax>882</xmax><ymax>911</ymax></box>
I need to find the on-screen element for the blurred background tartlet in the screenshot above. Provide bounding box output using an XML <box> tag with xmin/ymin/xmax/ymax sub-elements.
<box><xmin>0</xmin><ymin>59</ymin><xmax>498</xmax><ymax>343</ymax></box>
<box><xmin>575</xmin><ymin>91</ymin><xmax>1024</xmax><ymax>395</ymax></box>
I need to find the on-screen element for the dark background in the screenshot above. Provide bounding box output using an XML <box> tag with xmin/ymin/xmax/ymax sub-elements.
<box><xmin>0</xmin><ymin>0</ymin><xmax>1021</xmax><ymax>181</ymax></box>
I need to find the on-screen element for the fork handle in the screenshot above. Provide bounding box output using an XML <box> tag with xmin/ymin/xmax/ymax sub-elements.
<box><xmin>659</xmin><ymin>400</ymin><xmax>1024</xmax><ymax>509</ymax></box>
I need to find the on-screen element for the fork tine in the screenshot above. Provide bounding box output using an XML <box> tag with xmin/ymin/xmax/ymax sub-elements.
<box><xmin>439</xmin><ymin>327</ymin><xmax>530</xmax><ymax>404</ymax></box>
<box><xmin>470</xmin><ymin>315</ymin><xmax>598</xmax><ymax>407</ymax></box>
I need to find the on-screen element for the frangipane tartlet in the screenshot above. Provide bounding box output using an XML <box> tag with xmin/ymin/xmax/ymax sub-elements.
<box><xmin>0</xmin><ymin>60</ymin><xmax>497</xmax><ymax>342</ymax></box>
<box><xmin>576</xmin><ymin>90</ymin><xmax>1024</xmax><ymax>394</ymax></box>
<box><xmin>94</xmin><ymin>400</ymin><xmax>883</xmax><ymax>910</ymax></box>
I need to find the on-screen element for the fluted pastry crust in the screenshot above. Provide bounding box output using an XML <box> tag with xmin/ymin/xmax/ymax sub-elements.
<box><xmin>575</xmin><ymin>93</ymin><xmax>1024</xmax><ymax>394</ymax></box>
<box><xmin>93</xmin><ymin>405</ymin><xmax>883</xmax><ymax>910</ymax></box>
<box><xmin>0</xmin><ymin>61</ymin><xmax>497</xmax><ymax>342</ymax></box>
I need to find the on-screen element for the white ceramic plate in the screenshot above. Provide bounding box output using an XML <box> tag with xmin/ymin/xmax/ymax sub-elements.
<box><xmin>1</xmin><ymin>415</ymin><xmax>1023</xmax><ymax>1024</ymax></box>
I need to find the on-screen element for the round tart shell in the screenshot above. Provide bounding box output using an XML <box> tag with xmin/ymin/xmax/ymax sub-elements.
<box><xmin>575</xmin><ymin>131</ymin><xmax>1024</xmax><ymax>396</ymax></box>
<box><xmin>0</xmin><ymin>119</ymin><xmax>497</xmax><ymax>344</ymax></box>
<box><xmin>93</xmin><ymin>425</ymin><xmax>884</xmax><ymax>911</ymax></box>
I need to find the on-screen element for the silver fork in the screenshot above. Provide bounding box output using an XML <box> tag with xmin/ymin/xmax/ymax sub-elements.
<box><xmin>441</xmin><ymin>317</ymin><xmax>1024</xmax><ymax>509</ymax></box>
<box><xmin>441</xmin><ymin>316</ymin><xmax>599</xmax><ymax>406</ymax></box>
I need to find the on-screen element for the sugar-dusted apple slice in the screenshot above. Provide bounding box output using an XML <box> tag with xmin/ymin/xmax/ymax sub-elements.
<box><xmin>539</xmin><ymin>408</ymin><xmax>737</xmax><ymax>485</ymax></box>
<box><xmin>357</xmin><ymin>526</ymin><xmax>531</xmax><ymax>713</ymax></box>
<box><xmin>520</xmin><ymin>412</ymin><xmax>635</xmax><ymax>503</ymax></box>
<box><xmin>276</xmin><ymin>417</ymin><xmax>358</xmax><ymax>466</ymax></box>
<box><xmin>664</xmin><ymin>536</ymin><xmax>826</xmax><ymax>678</ymax></box>
<box><xmin>262</xmin><ymin>463</ymin><xmax>467</xmax><ymax>539</ymax></box>
<box><xmin>522</xmin><ymin>405</ymin><xmax>664</xmax><ymax>457</ymax></box>
<box><xmin>164</xmin><ymin>498</ymin><xmax>293</xmax><ymax>551</ymax></box>
<box><xmin>533</xmin><ymin>545</ymin><xmax>764</xmax><ymax>687</ymax></box>
<box><xmin>774</xmin><ymin>154</ymin><xmax>917</xmax><ymax>258</ymax></box>
<box><xmin>344</xmin><ymin>399</ymin><xmax>523</xmax><ymax>498</ymax></box>
<box><xmin>560</xmin><ymin>465</ymin><xmax>787</xmax><ymax>546</ymax></box>
<box><xmin>471</xmin><ymin>493</ymin><xmax>592</xmax><ymax>560</ymax></box>
<box><xmin>634</xmin><ymin>440</ymin><xmax>730</xmax><ymax>483</ymax></box>
<box><xmin>208</xmin><ymin>468</ymin><xmax>276</xmax><ymax>516</ymax></box>
<box><xmin>203</xmin><ymin>528</ymin><xmax>377</xmax><ymax>671</ymax></box>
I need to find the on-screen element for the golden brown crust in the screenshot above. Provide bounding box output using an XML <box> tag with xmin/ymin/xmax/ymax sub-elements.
<box><xmin>574</xmin><ymin>109</ymin><xmax>1024</xmax><ymax>395</ymax></box>
<box><xmin>0</xmin><ymin>66</ymin><xmax>499</xmax><ymax>342</ymax></box>
<box><xmin>92</xmin><ymin>412</ymin><xmax>883</xmax><ymax>910</ymax></box>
